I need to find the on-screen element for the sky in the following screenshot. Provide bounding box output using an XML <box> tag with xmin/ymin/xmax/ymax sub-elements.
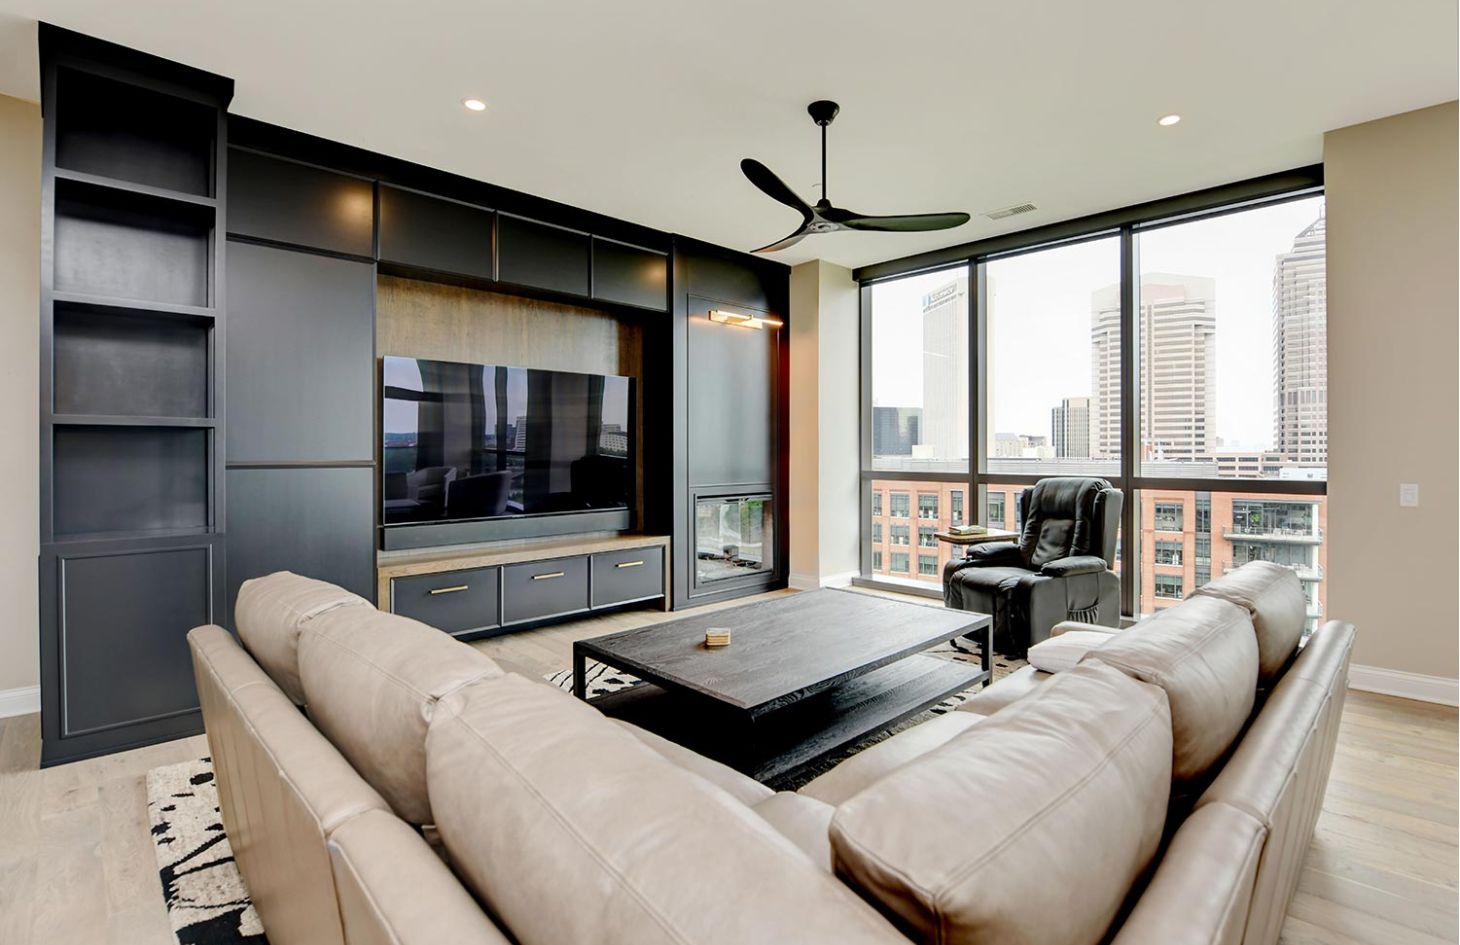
<box><xmin>870</xmin><ymin>195</ymin><xmax>1326</xmax><ymax>452</ymax></box>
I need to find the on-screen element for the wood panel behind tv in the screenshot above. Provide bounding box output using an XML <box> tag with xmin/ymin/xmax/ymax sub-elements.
<box><xmin>375</xmin><ymin>275</ymin><xmax>647</xmax><ymax>534</ymax></box>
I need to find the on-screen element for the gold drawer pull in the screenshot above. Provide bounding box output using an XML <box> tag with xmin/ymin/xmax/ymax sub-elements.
<box><xmin>429</xmin><ymin>585</ymin><xmax>470</xmax><ymax>595</ymax></box>
<box><xmin>615</xmin><ymin>560</ymin><xmax>645</xmax><ymax>569</ymax></box>
<box><xmin>532</xmin><ymin>571</ymin><xmax>566</xmax><ymax>581</ymax></box>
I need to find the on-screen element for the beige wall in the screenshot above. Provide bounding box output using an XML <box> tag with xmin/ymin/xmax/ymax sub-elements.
<box><xmin>1325</xmin><ymin>102</ymin><xmax>1459</xmax><ymax>683</ymax></box>
<box><xmin>0</xmin><ymin>92</ymin><xmax>40</xmax><ymax>699</ymax></box>
<box><xmin>788</xmin><ymin>260</ymin><xmax>861</xmax><ymax>587</ymax></box>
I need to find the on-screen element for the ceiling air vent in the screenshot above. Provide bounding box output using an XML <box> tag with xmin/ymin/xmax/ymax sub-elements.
<box><xmin>983</xmin><ymin>203</ymin><xmax>1037</xmax><ymax>221</ymax></box>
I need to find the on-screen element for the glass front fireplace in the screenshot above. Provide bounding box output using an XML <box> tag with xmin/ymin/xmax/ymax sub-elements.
<box><xmin>695</xmin><ymin>494</ymin><xmax>774</xmax><ymax>586</ymax></box>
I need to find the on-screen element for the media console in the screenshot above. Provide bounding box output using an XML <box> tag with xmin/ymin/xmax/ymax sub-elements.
<box><xmin>377</xmin><ymin>534</ymin><xmax>671</xmax><ymax>640</ymax></box>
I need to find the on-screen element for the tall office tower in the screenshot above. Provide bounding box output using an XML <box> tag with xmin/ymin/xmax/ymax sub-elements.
<box><xmin>871</xmin><ymin>406</ymin><xmax>922</xmax><ymax>456</ymax></box>
<box><xmin>1051</xmin><ymin>396</ymin><xmax>1093</xmax><ymax>458</ymax></box>
<box><xmin>1272</xmin><ymin>212</ymin><xmax>1328</xmax><ymax>464</ymax></box>
<box><xmin>1091</xmin><ymin>274</ymin><xmax>1217</xmax><ymax>462</ymax></box>
<box><xmin>920</xmin><ymin>277</ymin><xmax>969</xmax><ymax>464</ymax></box>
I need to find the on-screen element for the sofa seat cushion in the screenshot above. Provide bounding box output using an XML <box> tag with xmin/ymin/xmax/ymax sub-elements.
<box><xmin>799</xmin><ymin>711</ymin><xmax>982</xmax><ymax>805</ymax></box>
<box><xmin>426</xmin><ymin>674</ymin><xmax>906</xmax><ymax>945</ymax></box>
<box><xmin>1027</xmin><ymin>628</ymin><xmax>1116</xmax><ymax>673</ymax></box>
<box><xmin>613</xmin><ymin>719</ymin><xmax>773</xmax><ymax>807</ymax></box>
<box><xmin>830</xmin><ymin>662</ymin><xmax>1173</xmax><ymax>945</ymax></box>
<box><xmin>297</xmin><ymin>605</ymin><xmax>504</xmax><ymax>825</ymax></box>
<box><xmin>235</xmin><ymin>571</ymin><xmax>374</xmax><ymax>704</ymax></box>
<box><xmin>954</xmin><ymin>664</ymin><xmax>1050</xmax><ymax>716</ymax></box>
<box><xmin>1190</xmin><ymin>561</ymin><xmax>1308</xmax><ymax>684</ymax></box>
<box><xmin>1082</xmin><ymin>595</ymin><xmax>1258</xmax><ymax>784</ymax></box>
<box><xmin>752</xmin><ymin>792</ymin><xmax>836</xmax><ymax>871</ymax></box>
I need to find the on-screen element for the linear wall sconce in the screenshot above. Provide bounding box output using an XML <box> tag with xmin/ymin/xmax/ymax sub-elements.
<box><xmin>709</xmin><ymin>309</ymin><xmax>784</xmax><ymax>330</ymax></box>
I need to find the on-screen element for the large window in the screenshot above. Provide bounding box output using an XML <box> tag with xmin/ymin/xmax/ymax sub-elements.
<box><xmin>860</xmin><ymin>185</ymin><xmax>1327</xmax><ymax>626</ymax></box>
<box><xmin>1136</xmin><ymin>197</ymin><xmax>1327</xmax><ymax>477</ymax></box>
<box><xmin>870</xmin><ymin>268</ymin><xmax>969</xmax><ymax>473</ymax></box>
<box><xmin>986</xmin><ymin>237</ymin><xmax>1120</xmax><ymax>479</ymax></box>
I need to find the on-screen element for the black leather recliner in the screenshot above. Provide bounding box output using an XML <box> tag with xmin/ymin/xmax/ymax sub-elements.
<box><xmin>943</xmin><ymin>477</ymin><xmax>1122</xmax><ymax>658</ymax></box>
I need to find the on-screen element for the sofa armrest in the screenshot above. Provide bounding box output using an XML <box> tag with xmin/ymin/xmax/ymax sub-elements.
<box><xmin>1051</xmin><ymin>620</ymin><xmax>1122</xmax><ymax>638</ymax></box>
<box><xmin>1027</xmin><ymin>630</ymin><xmax>1120</xmax><ymax>673</ymax></box>
<box><xmin>1039</xmin><ymin>555</ymin><xmax>1108</xmax><ymax>577</ymax></box>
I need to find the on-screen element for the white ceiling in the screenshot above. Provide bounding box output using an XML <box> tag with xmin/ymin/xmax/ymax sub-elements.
<box><xmin>0</xmin><ymin>1</ymin><xmax>1454</xmax><ymax>269</ymax></box>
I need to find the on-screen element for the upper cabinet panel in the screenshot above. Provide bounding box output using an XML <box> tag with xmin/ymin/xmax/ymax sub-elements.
<box><xmin>378</xmin><ymin>185</ymin><xmax>494</xmax><ymax>282</ymax></box>
<box><xmin>226</xmin><ymin>242</ymin><xmax>375</xmax><ymax>463</ymax></box>
<box><xmin>227</xmin><ymin>148</ymin><xmax>374</xmax><ymax>256</ymax></box>
<box><xmin>593</xmin><ymin>238</ymin><xmax>667</xmax><ymax>312</ymax></box>
<box><xmin>497</xmin><ymin>214</ymin><xmax>590</xmax><ymax>297</ymax></box>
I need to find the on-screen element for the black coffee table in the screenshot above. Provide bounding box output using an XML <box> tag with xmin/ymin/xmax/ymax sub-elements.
<box><xmin>572</xmin><ymin>589</ymin><xmax>991</xmax><ymax>782</ymax></box>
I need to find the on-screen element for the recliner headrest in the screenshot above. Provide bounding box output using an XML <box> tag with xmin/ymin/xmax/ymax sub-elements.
<box><xmin>1019</xmin><ymin>478</ymin><xmax>1112</xmax><ymax>566</ymax></box>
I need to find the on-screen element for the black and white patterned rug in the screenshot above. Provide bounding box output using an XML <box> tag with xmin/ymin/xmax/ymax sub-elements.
<box><xmin>146</xmin><ymin>758</ymin><xmax>268</xmax><ymax>945</ymax></box>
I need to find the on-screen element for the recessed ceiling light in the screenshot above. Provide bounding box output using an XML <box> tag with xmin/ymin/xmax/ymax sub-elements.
<box><xmin>462</xmin><ymin>98</ymin><xmax>487</xmax><ymax>112</ymax></box>
<box><xmin>1157</xmin><ymin>113</ymin><xmax>1181</xmax><ymax>127</ymax></box>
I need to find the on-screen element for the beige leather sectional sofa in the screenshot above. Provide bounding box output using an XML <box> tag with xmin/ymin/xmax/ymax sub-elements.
<box><xmin>188</xmin><ymin>560</ymin><xmax>1353</xmax><ymax>945</ymax></box>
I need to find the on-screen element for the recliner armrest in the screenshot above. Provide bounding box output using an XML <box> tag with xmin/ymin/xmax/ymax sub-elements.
<box><xmin>1039</xmin><ymin>555</ymin><xmax>1108</xmax><ymax>577</ymax></box>
<box><xmin>961</xmin><ymin>541</ymin><xmax>1022</xmax><ymax>566</ymax></box>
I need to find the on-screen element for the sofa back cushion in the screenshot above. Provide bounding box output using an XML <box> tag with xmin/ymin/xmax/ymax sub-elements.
<box><xmin>426</xmin><ymin>673</ymin><xmax>906</xmax><ymax>945</ymax></box>
<box><xmin>297</xmin><ymin>605</ymin><xmax>503</xmax><ymax>825</ymax></box>
<box><xmin>829</xmin><ymin>662</ymin><xmax>1172</xmax><ymax>945</ymax></box>
<box><xmin>1083</xmin><ymin>595</ymin><xmax>1258</xmax><ymax>784</ymax></box>
<box><xmin>235</xmin><ymin>571</ymin><xmax>373</xmax><ymax>704</ymax></box>
<box><xmin>1190</xmin><ymin>561</ymin><xmax>1307</xmax><ymax>684</ymax></box>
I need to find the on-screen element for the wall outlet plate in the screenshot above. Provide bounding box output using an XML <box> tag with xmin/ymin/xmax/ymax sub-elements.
<box><xmin>1399</xmin><ymin>482</ymin><xmax>1420</xmax><ymax>507</ymax></box>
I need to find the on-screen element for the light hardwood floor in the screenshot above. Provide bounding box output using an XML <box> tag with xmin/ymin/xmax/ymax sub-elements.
<box><xmin>0</xmin><ymin>591</ymin><xmax>1455</xmax><ymax>945</ymax></box>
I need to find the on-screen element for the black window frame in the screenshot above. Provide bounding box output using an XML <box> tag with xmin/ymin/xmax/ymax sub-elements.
<box><xmin>855</xmin><ymin>165</ymin><xmax>1327</xmax><ymax>614</ymax></box>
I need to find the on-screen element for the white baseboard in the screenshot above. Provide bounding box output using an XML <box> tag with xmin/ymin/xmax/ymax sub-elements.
<box><xmin>787</xmin><ymin>569</ymin><xmax>860</xmax><ymax>591</ymax></box>
<box><xmin>0</xmin><ymin>685</ymin><xmax>40</xmax><ymax>719</ymax></box>
<box><xmin>1348</xmin><ymin>664</ymin><xmax>1459</xmax><ymax>706</ymax></box>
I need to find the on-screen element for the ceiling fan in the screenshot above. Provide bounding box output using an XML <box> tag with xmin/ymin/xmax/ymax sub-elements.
<box><xmin>741</xmin><ymin>100</ymin><xmax>971</xmax><ymax>254</ymax></box>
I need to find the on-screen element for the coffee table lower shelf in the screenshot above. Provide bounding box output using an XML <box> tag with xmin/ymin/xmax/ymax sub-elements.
<box><xmin>589</xmin><ymin>655</ymin><xmax>988</xmax><ymax>784</ymax></box>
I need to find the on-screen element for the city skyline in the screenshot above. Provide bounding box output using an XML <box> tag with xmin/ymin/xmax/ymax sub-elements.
<box><xmin>870</xmin><ymin>196</ymin><xmax>1328</xmax><ymax>458</ymax></box>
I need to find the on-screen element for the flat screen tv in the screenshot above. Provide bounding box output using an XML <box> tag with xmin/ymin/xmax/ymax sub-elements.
<box><xmin>381</xmin><ymin>356</ymin><xmax>633</xmax><ymax>541</ymax></box>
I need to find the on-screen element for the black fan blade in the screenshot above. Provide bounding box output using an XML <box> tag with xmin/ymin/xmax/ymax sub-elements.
<box><xmin>750</xmin><ymin>227</ymin><xmax>810</xmax><ymax>254</ymax></box>
<box><xmin>828</xmin><ymin>208</ymin><xmax>971</xmax><ymax>232</ymax></box>
<box><xmin>741</xmin><ymin>159</ymin><xmax>813</xmax><ymax>216</ymax></box>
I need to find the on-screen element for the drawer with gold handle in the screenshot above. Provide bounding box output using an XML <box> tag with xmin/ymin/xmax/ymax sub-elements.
<box><xmin>591</xmin><ymin>546</ymin><xmax>665</xmax><ymax>608</ymax></box>
<box><xmin>390</xmin><ymin>568</ymin><xmax>500</xmax><ymax>637</ymax></box>
<box><xmin>502</xmin><ymin>558</ymin><xmax>589</xmax><ymax>625</ymax></box>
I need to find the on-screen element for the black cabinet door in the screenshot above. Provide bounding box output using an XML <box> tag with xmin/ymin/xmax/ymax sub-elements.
<box><xmin>497</xmin><ymin>214</ymin><xmax>590</xmax><ymax>297</ymax></box>
<box><xmin>390</xmin><ymin>568</ymin><xmax>500</xmax><ymax>637</ymax></box>
<box><xmin>227</xmin><ymin>148</ymin><xmax>374</xmax><ymax>256</ymax></box>
<box><xmin>378</xmin><ymin>185</ymin><xmax>494</xmax><ymax>282</ymax></box>
<box><xmin>687</xmin><ymin>296</ymin><xmax>777</xmax><ymax>488</ymax></box>
<box><xmin>592</xmin><ymin>238</ymin><xmax>667</xmax><ymax>311</ymax></box>
<box><xmin>225</xmin><ymin>466</ymin><xmax>376</xmax><ymax>626</ymax></box>
<box><xmin>226</xmin><ymin>242</ymin><xmax>375</xmax><ymax>463</ymax></box>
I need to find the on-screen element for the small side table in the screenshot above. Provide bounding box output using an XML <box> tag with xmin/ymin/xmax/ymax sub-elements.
<box><xmin>935</xmin><ymin>528</ymin><xmax>1019</xmax><ymax>549</ymax></box>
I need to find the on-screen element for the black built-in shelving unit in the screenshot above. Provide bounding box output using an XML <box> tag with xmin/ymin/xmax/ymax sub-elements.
<box><xmin>37</xmin><ymin>26</ymin><xmax>233</xmax><ymax>765</ymax></box>
<box><xmin>34</xmin><ymin>26</ymin><xmax>790</xmax><ymax>766</ymax></box>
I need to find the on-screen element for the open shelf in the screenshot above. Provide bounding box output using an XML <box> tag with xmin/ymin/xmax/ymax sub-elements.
<box><xmin>54</xmin><ymin>304</ymin><xmax>211</xmax><ymax>419</ymax></box>
<box><xmin>54</xmin><ymin>177</ymin><xmax>215</xmax><ymax>308</ymax></box>
<box><xmin>50</xmin><ymin>290</ymin><xmax>214</xmax><ymax>320</ymax></box>
<box><xmin>54</xmin><ymin>67</ymin><xmax>216</xmax><ymax>197</ymax></box>
<box><xmin>54</xmin><ymin>167</ymin><xmax>217</xmax><ymax>209</ymax></box>
<box><xmin>53</xmin><ymin>426</ymin><xmax>210</xmax><ymax>541</ymax></box>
